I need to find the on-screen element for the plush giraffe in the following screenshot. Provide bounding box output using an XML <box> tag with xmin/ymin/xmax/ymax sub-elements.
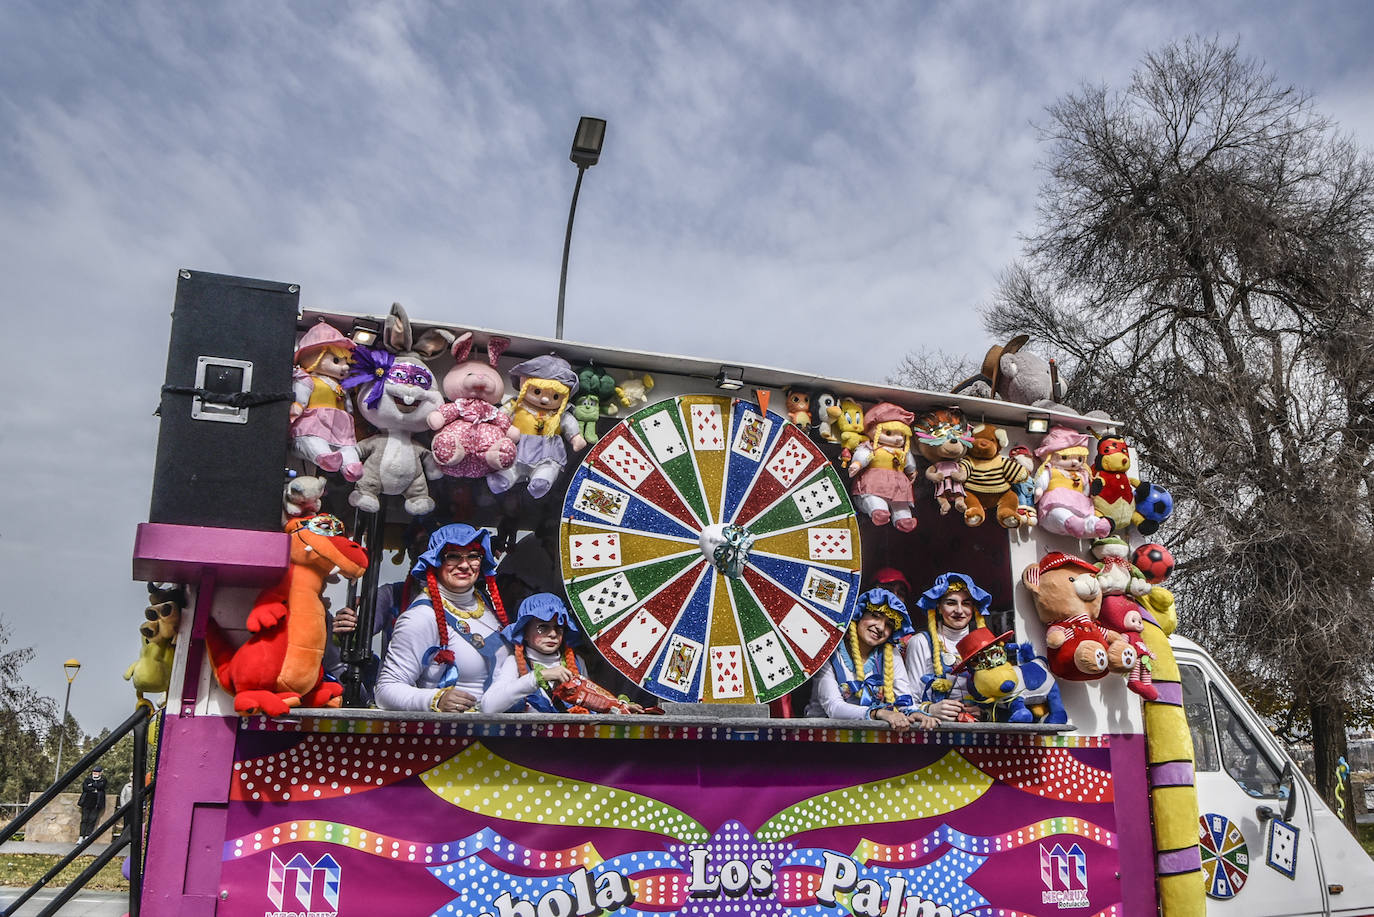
<box><xmin>206</xmin><ymin>514</ymin><xmax>368</xmax><ymax>716</ymax></box>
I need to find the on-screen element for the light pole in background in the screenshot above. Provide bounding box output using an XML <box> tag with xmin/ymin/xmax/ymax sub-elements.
<box><xmin>55</xmin><ymin>658</ymin><xmax>81</xmax><ymax>781</ymax></box>
<box><xmin>555</xmin><ymin>116</ymin><xmax>606</xmax><ymax>340</ymax></box>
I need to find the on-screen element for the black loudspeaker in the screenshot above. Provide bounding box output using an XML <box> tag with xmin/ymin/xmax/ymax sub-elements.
<box><xmin>149</xmin><ymin>270</ymin><xmax>299</xmax><ymax>531</ymax></box>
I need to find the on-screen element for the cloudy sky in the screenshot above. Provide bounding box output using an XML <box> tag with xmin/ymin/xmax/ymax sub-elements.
<box><xmin>3</xmin><ymin>0</ymin><xmax>1371</xmax><ymax>732</ymax></box>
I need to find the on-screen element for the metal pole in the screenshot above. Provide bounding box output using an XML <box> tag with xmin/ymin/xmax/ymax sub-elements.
<box><xmin>342</xmin><ymin>506</ymin><xmax>386</xmax><ymax>707</ymax></box>
<box><xmin>54</xmin><ymin>680</ymin><xmax>73</xmax><ymax>782</ymax></box>
<box><xmin>128</xmin><ymin>714</ymin><xmax>148</xmax><ymax>917</ymax></box>
<box><xmin>555</xmin><ymin>165</ymin><xmax>588</xmax><ymax>340</ymax></box>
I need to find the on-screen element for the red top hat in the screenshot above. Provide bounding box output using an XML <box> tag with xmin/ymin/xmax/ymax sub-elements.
<box><xmin>952</xmin><ymin>626</ymin><xmax>1015</xmax><ymax>673</ymax></box>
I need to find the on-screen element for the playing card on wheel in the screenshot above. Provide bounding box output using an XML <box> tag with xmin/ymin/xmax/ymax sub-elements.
<box><xmin>689</xmin><ymin>403</ymin><xmax>725</xmax><ymax>451</ymax></box>
<box><xmin>747</xmin><ymin>632</ymin><xmax>794</xmax><ymax>689</ymax></box>
<box><xmin>610</xmin><ymin>608</ymin><xmax>668</xmax><ymax>668</ymax></box>
<box><xmin>710</xmin><ymin>645</ymin><xmax>745</xmax><ymax>698</ymax></box>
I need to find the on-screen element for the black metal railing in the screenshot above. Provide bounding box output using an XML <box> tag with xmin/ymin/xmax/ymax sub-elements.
<box><xmin>0</xmin><ymin>705</ymin><xmax>154</xmax><ymax>917</ymax></box>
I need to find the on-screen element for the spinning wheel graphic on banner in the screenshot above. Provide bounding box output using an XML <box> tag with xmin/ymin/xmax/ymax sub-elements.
<box><xmin>560</xmin><ymin>395</ymin><xmax>863</xmax><ymax>703</ymax></box>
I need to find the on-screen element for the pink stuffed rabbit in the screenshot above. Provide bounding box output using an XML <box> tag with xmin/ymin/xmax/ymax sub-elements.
<box><xmin>428</xmin><ymin>332</ymin><xmax>520</xmax><ymax>478</ymax></box>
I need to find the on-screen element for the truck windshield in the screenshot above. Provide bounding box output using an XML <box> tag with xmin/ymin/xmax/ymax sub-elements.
<box><xmin>1180</xmin><ymin>663</ymin><xmax>1283</xmax><ymax>798</ymax></box>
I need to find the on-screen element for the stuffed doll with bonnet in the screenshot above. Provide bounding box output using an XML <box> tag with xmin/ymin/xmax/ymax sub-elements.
<box><xmin>290</xmin><ymin>320</ymin><xmax>363</xmax><ymax>481</ymax></box>
<box><xmin>1032</xmin><ymin>426</ymin><xmax>1112</xmax><ymax>539</ymax></box>
<box><xmin>489</xmin><ymin>354</ymin><xmax>587</xmax><ymax>499</ymax></box>
<box><xmin>846</xmin><ymin>402</ymin><xmax>919</xmax><ymax>531</ymax></box>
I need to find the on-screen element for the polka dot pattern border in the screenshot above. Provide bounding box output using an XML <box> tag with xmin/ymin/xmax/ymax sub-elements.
<box><xmin>420</xmin><ymin>742</ymin><xmax>709</xmax><ymax>842</ymax></box>
<box><xmin>754</xmin><ymin>751</ymin><xmax>993</xmax><ymax>841</ymax></box>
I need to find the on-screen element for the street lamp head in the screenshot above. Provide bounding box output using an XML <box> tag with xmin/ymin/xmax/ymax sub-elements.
<box><xmin>570</xmin><ymin>116</ymin><xmax>606</xmax><ymax>168</ymax></box>
<box><xmin>64</xmin><ymin>658</ymin><xmax>81</xmax><ymax>682</ymax></box>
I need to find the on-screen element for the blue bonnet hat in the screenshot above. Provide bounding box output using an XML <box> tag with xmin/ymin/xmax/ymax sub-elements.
<box><xmin>914</xmin><ymin>572</ymin><xmax>992</xmax><ymax>615</ymax></box>
<box><xmin>853</xmin><ymin>587</ymin><xmax>913</xmax><ymax>644</ymax></box>
<box><xmin>500</xmin><ymin>593</ymin><xmax>582</xmax><ymax>646</ymax></box>
<box><xmin>411</xmin><ymin>524</ymin><xmax>498</xmax><ymax>578</ymax></box>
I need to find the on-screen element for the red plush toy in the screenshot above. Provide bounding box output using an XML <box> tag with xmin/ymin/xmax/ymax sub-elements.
<box><xmin>1021</xmin><ymin>552</ymin><xmax>1136</xmax><ymax>683</ymax></box>
<box><xmin>207</xmin><ymin>515</ymin><xmax>368</xmax><ymax>715</ymax></box>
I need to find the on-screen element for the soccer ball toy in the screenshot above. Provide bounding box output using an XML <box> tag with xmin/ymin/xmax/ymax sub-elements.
<box><xmin>1134</xmin><ymin>482</ymin><xmax>1173</xmax><ymax>536</ymax></box>
<box><xmin>1131</xmin><ymin>543</ymin><xmax>1174</xmax><ymax>584</ymax></box>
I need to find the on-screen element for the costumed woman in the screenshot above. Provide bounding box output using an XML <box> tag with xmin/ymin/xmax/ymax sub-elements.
<box><xmin>905</xmin><ymin>572</ymin><xmax>994</xmax><ymax>722</ymax></box>
<box><xmin>805</xmin><ymin>588</ymin><xmax>932</xmax><ymax>730</ymax></box>
<box><xmin>375</xmin><ymin>524</ymin><xmax>511</xmax><ymax>712</ymax></box>
<box><xmin>480</xmin><ymin>593</ymin><xmax>645</xmax><ymax>714</ymax></box>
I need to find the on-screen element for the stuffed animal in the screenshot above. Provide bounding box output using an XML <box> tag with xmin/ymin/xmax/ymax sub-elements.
<box><xmin>830</xmin><ymin>398</ymin><xmax>867</xmax><ymax>462</ymax></box>
<box><xmin>813</xmin><ymin>390</ymin><xmax>840</xmax><ymax>442</ymax></box>
<box><xmin>124</xmin><ymin>583</ymin><xmax>186</xmax><ymax>707</ymax></box>
<box><xmin>959</xmin><ymin>422</ymin><xmax>1030</xmax><ymax>528</ymax></box>
<box><xmin>614</xmin><ymin>373</ymin><xmax>655</xmax><ymax>411</ymax></box>
<box><xmin>577</xmin><ymin>364</ymin><xmax>618</xmax><ymax>408</ymax></box>
<box><xmin>1097</xmin><ymin>595</ymin><xmax>1158</xmax><ymax>700</ymax></box>
<box><xmin>1032</xmin><ymin>426</ymin><xmax>1112</xmax><ymax>538</ymax></box>
<box><xmin>1090</xmin><ymin>536</ymin><xmax>1153</xmax><ymax>598</ymax></box>
<box><xmin>912</xmin><ymin>407</ymin><xmax>972</xmax><ymax>519</ymax></box>
<box><xmin>342</xmin><ymin>304</ymin><xmax>451</xmax><ymax>516</ymax></box>
<box><xmin>1089</xmin><ymin>435</ymin><xmax>1139</xmax><ymax>532</ymax></box>
<box><xmin>1008</xmin><ymin>444</ymin><xmax>1038</xmax><ymax>526</ymax></box>
<box><xmin>953</xmin><ymin>629</ymin><xmax>1066</xmax><ymax>724</ymax></box>
<box><xmin>847</xmin><ymin>402</ymin><xmax>918</xmax><ymax>531</ymax></box>
<box><xmin>783</xmin><ymin>387</ymin><xmax>812</xmax><ymax>431</ymax></box>
<box><xmin>1021</xmin><ymin>552</ymin><xmax>1135</xmax><ymax>682</ymax></box>
<box><xmin>429</xmin><ymin>332</ymin><xmax>520</xmax><ymax>479</ymax></box>
<box><xmin>1140</xmin><ymin>585</ymin><xmax>1178</xmax><ymax>635</ymax></box>
<box><xmin>206</xmin><ymin>514</ymin><xmax>368</xmax><ymax>716</ymax></box>
<box><xmin>282</xmin><ymin>473</ymin><xmax>327</xmax><ymax>525</ymax></box>
<box><xmin>570</xmin><ymin>394</ymin><xmax>603</xmax><ymax>445</ymax></box>
<box><xmin>289</xmin><ymin>320</ymin><xmax>363</xmax><ymax>481</ymax></box>
<box><xmin>489</xmin><ymin>354</ymin><xmax>587</xmax><ymax>499</ymax></box>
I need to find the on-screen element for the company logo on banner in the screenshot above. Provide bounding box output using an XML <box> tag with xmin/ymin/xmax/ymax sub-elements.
<box><xmin>1040</xmin><ymin>843</ymin><xmax>1089</xmax><ymax>909</ymax></box>
<box><xmin>266</xmin><ymin>852</ymin><xmax>340</xmax><ymax>917</ymax></box>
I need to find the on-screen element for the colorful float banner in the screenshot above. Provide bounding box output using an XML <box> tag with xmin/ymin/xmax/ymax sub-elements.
<box><xmin>219</xmin><ymin>729</ymin><xmax>1149</xmax><ymax>917</ymax></box>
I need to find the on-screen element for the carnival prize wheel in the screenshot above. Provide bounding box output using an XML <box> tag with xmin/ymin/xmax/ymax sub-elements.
<box><xmin>559</xmin><ymin>395</ymin><xmax>862</xmax><ymax>703</ymax></box>
<box><xmin>1198</xmin><ymin>813</ymin><xmax>1249</xmax><ymax>899</ymax></box>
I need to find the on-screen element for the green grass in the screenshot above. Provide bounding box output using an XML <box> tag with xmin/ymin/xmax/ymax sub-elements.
<box><xmin>0</xmin><ymin>854</ymin><xmax>129</xmax><ymax>892</ymax></box>
<box><xmin>1360</xmin><ymin>823</ymin><xmax>1374</xmax><ymax>858</ymax></box>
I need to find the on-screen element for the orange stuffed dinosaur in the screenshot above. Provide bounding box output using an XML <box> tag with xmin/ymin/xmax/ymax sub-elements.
<box><xmin>207</xmin><ymin>514</ymin><xmax>368</xmax><ymax>715</ymax></box>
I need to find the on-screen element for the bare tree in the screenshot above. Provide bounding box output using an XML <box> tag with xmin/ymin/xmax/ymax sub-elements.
<box><xmin>986</xmin><ymin>37</ymin><xmax>1374</xmax><ymax>816</ymax></box>
<box><xmin>888</xmin><ymin>346</ymin><xmax>980</xmax><ymax>393</ymax></box>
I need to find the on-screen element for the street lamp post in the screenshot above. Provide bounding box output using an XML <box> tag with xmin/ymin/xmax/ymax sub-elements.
<box><xmin>55</xmin><ymin>658</ymin><xmax>81</xmax><ymax>781</ymax></box>
<box><xmin>555</xmin><ymin>116</ymin><xmax>607</xmax><ymax>340</ymax></box>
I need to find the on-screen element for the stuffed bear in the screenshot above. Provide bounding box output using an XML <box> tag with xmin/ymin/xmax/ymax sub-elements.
<box><xmin>1021</xmin><ymin>552</ymin><xmax>1135</xmax><ymax>682</ymax></box>
<box><xmin>960</xmin><ymin>422</ymin><xmax>1030</xmax><ymax>528</ymax></box>
<box><xmin>282</xmin><ymin>473</ymin><xmax>327</xmax><ymax>526</ymax></box>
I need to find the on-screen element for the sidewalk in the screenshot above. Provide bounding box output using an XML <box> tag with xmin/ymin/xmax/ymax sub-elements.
<box><xmin>0</xmin><ymin>841</ymin><xmax>113</xmax><ymax>856</ymax></box>
<box><xmin>0</xmin><ymin>887</ymin><xmax>127</xmax><ymax>916</ymax></box>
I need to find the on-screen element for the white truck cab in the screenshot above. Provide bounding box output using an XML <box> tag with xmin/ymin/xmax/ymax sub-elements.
<box><xmin>1174</xmin><ymin>636</ymin><xmax>1374</xmax><ymax>915</ymax></box>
